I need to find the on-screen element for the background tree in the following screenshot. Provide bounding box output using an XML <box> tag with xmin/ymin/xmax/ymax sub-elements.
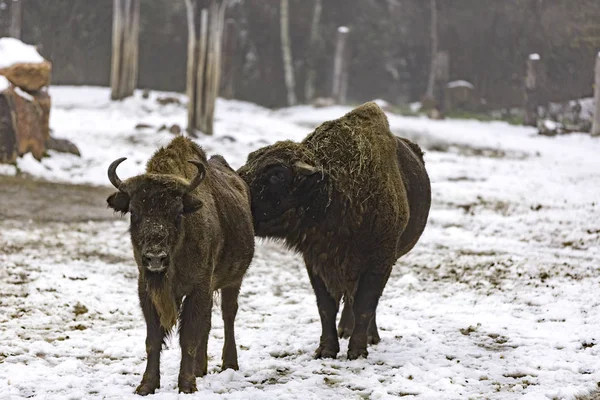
<box><xmin>110</xmin><ymin>0</ymin><xmax>141</xmax><ymax>100</ymax></box>
<box><xmin>184</xmin><ymin>0</ymin><xmax>227</xmax><ymax>136</ymax></box>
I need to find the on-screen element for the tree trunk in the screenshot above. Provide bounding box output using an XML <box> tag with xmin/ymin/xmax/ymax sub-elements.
<box><xmin>592</xmin><ymin>52</ymin><xmax>600</xmax><ymax>137</ymax></box>
<box><xmin>425</xmin><ymin>0</ymin><xmax>437</xmax><ymax>100</ymax></box>
<box><xmin>332</xmin><ymin>26</ymin><xmax>350</xmax><ymax>105</ymax></box>
<box><xmin>185</xmin><ymin>0</ymin><xmax>228</xmax><ymax>136</ymax></box>
<box><xmin>110</xmin><ymin>0</ymin><xmax>140</xmax><ymax>101</ymax></box>
<box><xmin>304</xmin><ymin>0</ymin><xmax>322</xmax><ymax>103</ymax></box>
<box><xmin>280</xmin><ymin>0</ymin><xmax>296</xmax><ymax>106</ymax></box>
<box><xmin>9</xmin><ymin>0</ymin><xmax>23</xmax><ymax>39</ymax></box>
<box><xmin>524</xmin><ymin>53</ymin><xmax>540</xmax><ymax>127</ymax></box>
<box><xmin>220</xmin><ymin>18</ymin><xmax>238</xmax><ymax>99</ymax></box>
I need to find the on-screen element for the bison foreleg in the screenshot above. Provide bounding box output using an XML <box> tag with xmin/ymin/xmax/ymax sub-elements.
<box><xmin>178</xmin><ymin>289</ymin><xmax>212</xmax><ymax>393</ymax></box>
<box><xmin>221</xmin><ymin>282</ymin><xmax>241</xmax><ymax>371</ymax></box>
<box><xmin>347</xmin><ymin>270</ymin><xmax>389</xmax><ymax>360</ymax></box>
<box><xmin>136</xmin><ymin>283</ymin><xmax>166</xmax><ymax>396</ymax></box>
<box><xmin>307</xmin><ymin>271</ymin><xmax>340</xmax><ymax>359</ymax></box>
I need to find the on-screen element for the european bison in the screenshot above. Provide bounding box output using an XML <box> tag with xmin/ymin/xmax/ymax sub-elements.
<box><xmin>238</xmin><ymin>102</ymin><xmax>431</xmax><ymax>360</ymax></box>
<box><xmin>106</xmin><ymin>136</ymin><xmax>254</xmax><ymax>394</ymax></box>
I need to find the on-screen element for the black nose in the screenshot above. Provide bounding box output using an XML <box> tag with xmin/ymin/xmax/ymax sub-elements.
<box><xmin>142</xmin><ymin>252</ymin><xmax>168</xmax><ymax>272</ymax></box>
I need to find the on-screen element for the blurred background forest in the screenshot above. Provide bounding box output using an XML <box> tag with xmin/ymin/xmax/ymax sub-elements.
<box><xmin>1</xmin><ymin>0</ymin><xmax>599</xmax><ymax>111</ymax></box>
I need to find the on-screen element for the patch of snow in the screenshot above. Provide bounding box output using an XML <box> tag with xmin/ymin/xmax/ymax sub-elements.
<box><xmin>0</xmin><ymin>75</ymin><xmax>9</xmax><ymax>91</ymax></box>
<box><xmin>410</xmin><ymin>101</ymin><xmax>422</xmax><ymax>113</ymax></box>
<box><xmin>338</xmin><ymin>26</ymin><xmax>349</xmax><ymax>33</ymax></box>
<box><xmin>529</xmin><ymin>53</ymin><xmax>540</xmax><ymax>61</ymax></box>
<box><xmin>0</xmin><ymin>37</ymin><xmax>45</xmax><ymax>69</ymax></box>
<box><xmin>447</xmin><ymin>80</ymin><xmax>474</xmax><ymax>89</ymax></box>
<box><xmin>542</xmin><ymin>119</ymin><xmax>559</xmax><ymax>131</ymax></box>
<box><xmin>371</xmin><ymin>98</ymin><xmax>391</xmax><ymax>109</ymax></box>
<box><xmin>14</xmin><ymin>86</ymin><xmax>33</xmax><ymax>101</ymax></box>
<box><xmin>1</xmin><ymin>86</ymin><xmax>600</xmax><ymax>398</ymax></box>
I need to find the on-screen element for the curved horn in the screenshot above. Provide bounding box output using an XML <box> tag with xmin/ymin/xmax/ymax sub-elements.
<box><xmin>185</xmin><ymin>160</ymin><xmax>206</xmax><ymax>194</ymax></box>
<box><xmin>108</xmin><ymin>157</ymin><xmax>127</xmax><ymax>189</ymax></box>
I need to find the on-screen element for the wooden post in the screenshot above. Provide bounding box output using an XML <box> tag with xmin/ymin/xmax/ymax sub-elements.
<box><xmin>434</xmin><ymin>51</ymin><xmax>449</xmax><ymax>116</ymax></box>
<box><xmin>425</xmin><ymin>0</ymin><xmax>438</xmax><ymax>100</ymax></box>
<box><xmin>524</xmin><ymin>53</ymin><xmax>540</xmax><ymax>127</ymax></box>
<box><xmin>110</xmin><ymin>0</ymin><xmax>140</xmax><ymax>101</ymax></box>
<box><xmin>280</xmin><ymin>0</ymin><xmax>296</xmax><ymax>106</ymax></box>
<box><xmin>592</xmin><ymin>52</ymin><xmax>600</xmax><ymax>137</ymax></box>
<box><xmin>332</xmin><ymin>26</ymin><xmax>350</xmax><ymax>104</ymax></box>
<box><xmin>185</xmin><ymin>0</ymin><xmax>228</xmax><ymax>136</ymax></box>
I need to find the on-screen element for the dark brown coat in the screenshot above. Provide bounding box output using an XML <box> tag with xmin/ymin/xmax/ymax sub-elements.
<box><xmin>238</xmin><ymin>102</ymin><xmax>431</xmax><ymax>360</ymax></box>
<box><xmin>107</xmin><ymin>136</ymin><xmax>254</xmax><ymax>395</ymax></box>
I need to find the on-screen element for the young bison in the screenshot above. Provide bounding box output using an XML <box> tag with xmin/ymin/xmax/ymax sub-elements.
<box><xmin>106</xmin><ymin>136</ymin><xmax>254</xmax><ymax>394</ymax></box>
<box><xmin>238</xmin><ymin>102</ymin><xmax>431</xmax><ymax>360</ymax></box>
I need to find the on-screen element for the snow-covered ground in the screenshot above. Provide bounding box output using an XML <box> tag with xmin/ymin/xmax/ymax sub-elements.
<box><xmin>1</xmin><ymin>87</ymin><xmax>600</xmax><ymax>399</ymax></box>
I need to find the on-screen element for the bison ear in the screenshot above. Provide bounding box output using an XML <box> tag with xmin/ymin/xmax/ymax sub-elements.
<box><xmin>182</xmin><ymin>195</ymin><xmax>203</xmax><ymax>214</ymax></box>
<box><xmin>107</xmin><ymin>192</ymin><xmax>130</xmax><ymax>214</ymax></box>
<box><xmin>293</xmin><ymin>161</ymin><xmax>319</xmax><ymax>176</ymax></box>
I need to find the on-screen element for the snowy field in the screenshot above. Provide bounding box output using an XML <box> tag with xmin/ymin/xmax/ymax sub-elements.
<box><xmin>1</xmin><ymin>86</ymin><xmax>600</xmax><ymax>399</ymax></box>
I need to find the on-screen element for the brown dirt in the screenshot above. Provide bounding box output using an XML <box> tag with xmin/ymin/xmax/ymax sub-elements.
<box><xmin>0</xmin><ymin>174</ymin><xmax>119</xmax><ymax>222</ymax></box>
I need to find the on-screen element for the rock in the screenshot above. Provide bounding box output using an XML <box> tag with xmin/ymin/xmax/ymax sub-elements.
<box><xmin>156</xmin><ymin>96</ymin><xmax>181</xmax><ymax>106</ymax></box>
<box><xmin>135</xmin><ymin>123</ymin><xmax>154</xmax><ymax>130</ymax></box>
<box><xmin>46</xmin><ymin>136</ymin><xmax>81</xmax><ymax>156</ymax></box>
<box><xmin>0</xmin><ymin>61</ymin><xmax>52</xmax><ymax>92</ymax></box>
<box><xmin>169</xmin><ymin>124</ymin><xmax>182</xmax><ymax>135</ymax></box>
<box><xmin>312</xmin><ymin>97</ymin><xmax>336</xmax><ymax>108</ymax></box>
<box><xmin>0</xmin><ymin>82</ymin><xmax>17</xmax><ymax>163</ymax></box>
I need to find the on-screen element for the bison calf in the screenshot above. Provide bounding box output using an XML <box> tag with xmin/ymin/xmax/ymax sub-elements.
<box><xmin>106</xmin><ymin>137</ymin><xmax>254</xmax><ymax>394</ymax></box>
<box><xmin>238</xmin><ymin>102</ymin><xmax>431</xmax><ymax>360</ymax></box>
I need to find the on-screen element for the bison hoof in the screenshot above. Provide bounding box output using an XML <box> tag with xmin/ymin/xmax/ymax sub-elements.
<box><xmin>135</xmin><ymin>381</ymin><xmax>159</xmax><ymax>396</ymax></box>
<box><xmin>347</xmin><ymin>348</ymin><xmax>368</xmax><ymax>360</ymax></box>
<box><xmin>367</xmin><ymin>333</ymin><xmax>381</xmax><ymax>345</ymax></box>
<box><xmin>337</xmin><ymin>325</ymin><xmax>353</xmax><ymax>339</ymax></box>
<box><xmin>315</xmin><ymin>345</ymin><xmax>339</xmax><ymax>359</ymax></box>
<box><xmin>178</xmin><ymin>382</ymin><xmax>197</xmax><ymax>394</ymax></box>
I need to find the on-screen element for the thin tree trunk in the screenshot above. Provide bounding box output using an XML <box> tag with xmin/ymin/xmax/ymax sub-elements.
<box><xmin>592</xmin><ymin>52</ymin><xmax>600</xmax><ymax>137</ymax></box>
<box><xmin>220</xmin><ymin>18</ymin><xmax>238</xmax><ymax>99</ymax></box>
<box><xmin>184</xmin><ymin>0</ymin><xmax>197</xmax><ymax>134</ymax></box>
<box><xmin>425</xmin><ymin>0</ymin><xmax>437</xmax><ymax>99</ymax></box>
<box><xmin>110</xmin><ymin>0</ymin><xmax>139</xmax><ymax>100</ymax></box>
<box><xmin>332</xmin><ymin>26</ymin><xmax>349</xmax><ymax>104</ymax></box>
<box><xmin>128</xmin><ymin>0</ymin><xmax>141</xmax><ymax>95</ymax></box>
<box><xmin>9</xmin><ymin>0</ymin><xmax>23</xmax><ymax>39</ymax></box>
<box><xmin>280</xmin><ymin>0</ymin><xmax>296</xmax><ymax>106</ymax></box>
<box><xmin>304</xmin><ymin>0</ymin><xmax>322</xmax><ymax>103</ymax></box>
<box><xmin>110</xmin><ymin>0</ymin><xmax>124</xmax><ymax>100</ymax></box>
<box><xmin>195</xmin><ymin>7</ymin><xmax>209</xmax><ymax>133</ymax></box>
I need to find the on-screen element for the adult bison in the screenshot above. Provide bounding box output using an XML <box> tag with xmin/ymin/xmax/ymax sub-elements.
<box><xmin>106</xmin><ymin>136</ymin><xmax>254</xmax><ymax>394</ymax></box>
<box><xmin>238</xmin><ymin>102</ymin><xmax>431</xmax><ymax>360</ymax></box>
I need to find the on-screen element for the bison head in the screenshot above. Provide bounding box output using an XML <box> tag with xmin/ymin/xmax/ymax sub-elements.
<box><xmin>106</xmin><ymin>158</ymin><xmax>204</xmax><ymax>273</ymax></box>
<box><xmin>237</xmin><ymin>141</ymin><xmax>328</xmax><ymax>238</ymax></box>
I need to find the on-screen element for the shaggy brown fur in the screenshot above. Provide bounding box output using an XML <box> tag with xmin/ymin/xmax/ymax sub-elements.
<box><xmin>238</xmin><ymin>102</ymin><xmax>431</xmax><ymax>360</ymax></box>
<box><xmin>107</xmin><ymin>136</ymin><xmax>254</xmax><ymax>395</ymax></box>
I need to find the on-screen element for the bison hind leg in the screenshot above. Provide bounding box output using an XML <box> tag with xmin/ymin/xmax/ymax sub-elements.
<box><xmin>337</xmin><ymin>298</ymin><xmax>354</xmax><ymax>339</ymax></box>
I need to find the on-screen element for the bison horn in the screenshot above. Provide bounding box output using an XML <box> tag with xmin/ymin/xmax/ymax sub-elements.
<box><xmin>185</xmin><ymin>160</ymin><xmax>206</xmax><ymax>193</ymax></box>
<box><xmin>293</xmin><ymin>161</ymin><xmax>318</xmax><ymax>176</ymax></box>
<box><xmin>108</xmin><ymin>157</ymin><xmax>127</xmax><ymax>189</ymax></box>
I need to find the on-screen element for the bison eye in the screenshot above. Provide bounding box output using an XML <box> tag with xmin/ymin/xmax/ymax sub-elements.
<box><xmin>269</xmin><ymin>171</ymin><xmax>286</xmax><ymax>185</ymax></box>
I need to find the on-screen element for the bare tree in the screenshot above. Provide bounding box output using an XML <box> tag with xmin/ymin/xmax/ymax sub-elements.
<box><xmin>8</xmin><ymin>0</ymin><xmax>22</xmax><ymax>39</ymax></box>
<box><xmin>304</xmin><ymin>0</ymin><xmax>322</xmax><ymax>103</ymax></box>
<box><xmin>424</xmin><ymin>0</ymin><xmax>437</xmax><ymax>101</ymax></box>
<box><xmin>331</xmin><ymin>26</ymin><xmax>350</xmax><ymax>104</ymax></box>
<box><xmin>592</xmin><ymin>52</ymin><xmax>600</xmax><ymax>136</ymax></box>
<box><xmin>184</xmin><ymin>0</ymin><xmax>228</xmax><ymax>136</ymax></box>
<box><xmin>280</xmin><ymin>0</ymin><xmax>296</xmax><ymax>106</ymax></box>
<box><xmin>110</xmin><ymin>0</ymin><xmax>141</xmax><ymax>101</ymax></box>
